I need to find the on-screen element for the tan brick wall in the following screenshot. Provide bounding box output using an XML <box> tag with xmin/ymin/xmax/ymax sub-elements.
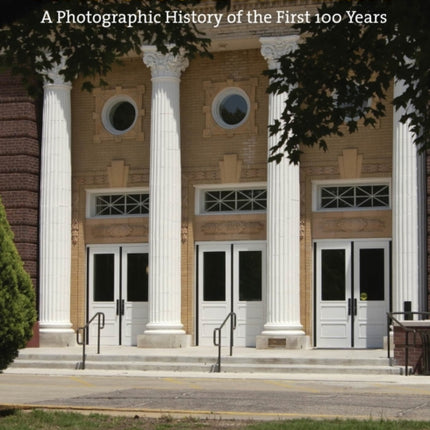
<box><xmin>69</xmin><ymin>13</ymin><xmax>394</xmax><ymax>343</ymax></box>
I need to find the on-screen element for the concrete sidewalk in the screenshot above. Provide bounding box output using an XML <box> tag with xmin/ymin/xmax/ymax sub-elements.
<box><xmin>1</xmin><ymin>366</ymin><xmax>430</xmax><ymax>421</ymax></box>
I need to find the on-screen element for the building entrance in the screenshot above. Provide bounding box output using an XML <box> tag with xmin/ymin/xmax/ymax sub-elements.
<box><xmin>196</xmin><ymin>242</ymin><xmax>266</xmax><ymax>347</ymax></box>
<box><xmin>87</xmin><ymin>244</ymin><xmax>148</xmax><ymax>346</ymax></box>
<box><xmin>315</xmin><ymin>240</ymin><xmax>390</xmax><ymax>348</ymax></box>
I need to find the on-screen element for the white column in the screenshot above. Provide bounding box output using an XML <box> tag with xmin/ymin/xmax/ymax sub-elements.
<box><xmin>39</xmin><ymin>60</ymin><xmax>75</xmax><ymax>346</ymax></box>
<box><xmin>138</xmin><ymin>47</ymin><xmax>191</xmax><ymax>348</ymax></box>
<box><xmin>392</xmin><ymin>78</ymin><xmax>425</xmax><ymax>316</ymax></box>
<box><xmin>257</xmin><ymin>36</ymin><xmax>308</xmax><ymax>349</ymax></box>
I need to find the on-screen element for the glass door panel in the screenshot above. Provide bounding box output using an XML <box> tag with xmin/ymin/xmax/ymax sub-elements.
<box><xmin>127</xmin><ymin>253</ymin><xmax>148</xmax><ymax>302</ymax></box>
<box><xmin>203</xmin><ymin>251</ymin><xmax>226</xmax><ymax>301</ymax></box>
<box><xmin>359</xmin><ymin>248</ymin><xmax>385</xmax><ymax>301</ymax></box>
<box><xmin>93</xmin><ymin>254</ymin><xmax>115</xmax><ymax>302</ymax></box>
<box><xmin>321</xmin><ymin>249</ymin><xmax>346</xmax><ymax>301</ymax></box>
<box><xmin>238</xmin><ymin>250</ymin><xmax>262</xmax><ymax>302</ymax></box>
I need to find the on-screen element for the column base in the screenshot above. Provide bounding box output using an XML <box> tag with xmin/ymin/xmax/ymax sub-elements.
<box><xmin>39</xmin><ymin>327</ymin><xmax>76</xmax><ymax>347</ymax></box>
<box><xmin>256</xmin><ymin>334</ymin><xmax>310</xmax><ymax>350</ymax></box>
<box><xmin>137</xmin><ymin>333</ymin><xmax>192</xmax><ymax>348</ymax></box>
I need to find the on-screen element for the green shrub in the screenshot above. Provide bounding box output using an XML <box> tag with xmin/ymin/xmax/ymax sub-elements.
<box><xmin>0</xmin><ymin>196</ymin><xmax>37</xmax><ymax>370</ymax></box>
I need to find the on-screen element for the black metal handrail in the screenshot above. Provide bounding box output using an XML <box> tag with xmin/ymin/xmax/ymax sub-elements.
<box><xmin>387</xmin><ymin>311</ymin><xmax>430</xmax><ymax>376</ymax></box>
<box><xmin>212</xmin><ymin>312</ymin><xmax>237</xmax><ymax>373</ymax></box>
<box><xmin>76</xmin><ymin>312</ymin><xmax>105</xmax><ymax>370</ymax></box>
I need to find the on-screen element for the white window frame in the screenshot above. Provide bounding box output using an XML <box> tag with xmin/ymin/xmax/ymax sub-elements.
<box><xmin>86</xmin><ymin>187</ymin><xmax>150</xmax><ymax>219</ymax></box>
<box><xmin>195</xmin><ymin>183</ymin><xmax>267</xmax><ymax>215</ymax></box>
<box><xmin>101</xmin><ymin>95</ymin><xmax>138</xmax><ymax>136</ymax></box>
<box><xmin>312</xmin><ymin>178</ymin><xmax>391</xmax><ymax>212</ymax></box>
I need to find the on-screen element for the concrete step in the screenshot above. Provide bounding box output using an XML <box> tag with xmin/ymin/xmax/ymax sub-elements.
<box><xmin>9</xmin><ymin>350</ymin><xmax>404</xmax><ymax>375</ymax></box>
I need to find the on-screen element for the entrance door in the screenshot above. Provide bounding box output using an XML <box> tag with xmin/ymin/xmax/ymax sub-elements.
<box><xmin>197</xmin><ymin>242</ymin><xmax>265</xmax><ymax>347</ymax></box>
<box><xmin>315</xmin><ymin>240</ymin><xmax>390</xmax><ymax>348</ymax></box>
<box><xmin>88</xmin><ymin>244</ymin><xmax>149</xmax><ymax>346</ymax></box>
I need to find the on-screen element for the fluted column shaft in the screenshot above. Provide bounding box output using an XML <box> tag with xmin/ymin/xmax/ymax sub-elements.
<box><xmin>39</xmin><ymin>62</ymin><xmax>74</xmax><ymax>346</ymax></box>
<box><xmin>260</xmin><ymin>36</ymin><xmax>305</xmax><ymax>336</ymax></box>
<box><xmin>392</xmin><ymin>78</ymin><xmax>425</xmax><ymax>315</ymax></box>
<box><xmin>142</xmin><ymin>47</ymin><xmax>188</xmax><ymax>335</ymax></box>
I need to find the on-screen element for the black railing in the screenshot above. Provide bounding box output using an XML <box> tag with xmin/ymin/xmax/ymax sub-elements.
<box><xmin>387</xmin><ymin>311</ymin><xmax>430</xmax><ymax>376</ymax></box>
<box><xmin>76</xmin><ymin>312</ymin><xmax>105</xmax><ymax>370</ymax></box>
<box><xmin>212</xmin><ymin>312</ymin><xmax>237</xmax><ymax>373</ymax></box>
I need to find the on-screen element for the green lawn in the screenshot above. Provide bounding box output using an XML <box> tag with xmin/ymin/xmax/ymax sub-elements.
<box><xmin>1</xmin><ymin>409</ymin><xmax>430</xmax><ymax>430</ymax></box>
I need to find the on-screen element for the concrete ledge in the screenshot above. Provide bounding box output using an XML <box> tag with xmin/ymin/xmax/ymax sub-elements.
<box><xmin>256</xmin><ymin>335</ymin><xmax>311</xmax><ymax>350</ymax></box>
<box><xmin>137</xmin><ymin>333</ymin><xmax>192</xmax><ymax>348</ymax></box>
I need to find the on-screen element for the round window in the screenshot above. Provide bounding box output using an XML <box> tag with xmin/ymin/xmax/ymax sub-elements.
<box><xmin>102</xmin><ymin>96</ymin><xmax>137</xmax><ymax>135</ymax></box>
<box><xmin>212</xmin><ymin>88</ymin><xmax>250</xmax><ymax>129</ymax></box>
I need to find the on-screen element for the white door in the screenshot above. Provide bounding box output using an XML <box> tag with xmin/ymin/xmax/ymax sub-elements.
<box><xmin>353</xmin><ymin>241</ymin><xmax>390</xmax><ymax>348</ymax></box>
<box><xmin>315</xmin><ymin>240</ymin><xmax>390</xmax><ymax>348</ymax></box>
<box><xmin>197</xmin><ymin>242</ymin><xmax>265</xmax><ymax>347</ymax></box>
<box><xmin>88</xmin><ymin>244</ymin><xmax>149</xmax><ymax>346</ymax></box>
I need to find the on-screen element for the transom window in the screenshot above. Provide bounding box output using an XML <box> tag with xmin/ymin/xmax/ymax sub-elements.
<box><xmin>91</xmin><ymin>192</ymin><xmax>149</xmax><ymax>217</ymax></box>
<box><xmin>318</xmin><ymin>184</ymin><xmax>390</xmax><ymax>210</ymax></box>
<box><xmin>204</xmin><ymin>189</ymin><xmax>267</xmax><ymax>213</ymax></box>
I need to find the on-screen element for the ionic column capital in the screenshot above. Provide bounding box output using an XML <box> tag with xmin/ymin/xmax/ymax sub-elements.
<box><xmin>142</xmin><ymin>46</ymin><xmax>189</xmax><ymax>79</ymax></box>
<box><xmin>259</xmin><ymin>35</ymin><xmax>300</xmax><ymax>70</ymax></box>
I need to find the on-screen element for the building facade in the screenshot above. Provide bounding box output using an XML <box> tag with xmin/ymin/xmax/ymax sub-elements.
<box><xmin>1</xmin><ymin>0</ymin><xmax>428</xmax><ymax>350</ymax></box>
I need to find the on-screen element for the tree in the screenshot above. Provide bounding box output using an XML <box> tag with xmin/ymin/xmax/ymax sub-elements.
<box><xmin>0</xmin><ymin>0</ymin><xmax>229</xmax><ymax>95</ymax></box>
<box><xmin>267</xmin><ymin>0</ymin><xmax>430</xmax><ymax>164</ymax></box>
<box><xmin>0</xmin><ymin>197</ymin><xmax>37</xmax><ymax>371</ymax></box>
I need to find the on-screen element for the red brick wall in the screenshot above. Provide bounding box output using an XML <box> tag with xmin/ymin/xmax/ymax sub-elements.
<box><xmin>394</xmin><ymin>326</ymin><xmax>429</xmax><ymax>374</ymax></box>
<box><xmin>0</xmin><ymin>71</ymin><xmax>40</xmax><ymax>340</ymax></box>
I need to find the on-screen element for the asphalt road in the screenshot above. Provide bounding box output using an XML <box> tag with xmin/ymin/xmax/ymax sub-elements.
<box><xmin>1</xmin><ymin>373</ymin><xmax>430</xmax><ymax>421</ymax></box>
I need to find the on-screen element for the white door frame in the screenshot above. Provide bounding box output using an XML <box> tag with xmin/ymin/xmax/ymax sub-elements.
<box><xmin>196</xmin><ymin>241</ymin><xmax>266</xmax><ymax>347</ymax></box>
<box><xmin>87</xmin><ymin>244</ymin><xmax>149</xmax><ymax>346</ymax></box>
<box><xmin>315</xmin><ymin>239</ymin><xmax>390</xmax><ymax>348</ymax></box>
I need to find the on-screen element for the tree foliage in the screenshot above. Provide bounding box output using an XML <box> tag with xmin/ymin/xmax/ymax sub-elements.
<box><xmin>0</xmin><ymin>198</ymin><xmax>37</xmax><ymax>370</ymax></box>
<box><xmin>0</xmin><ymin>0</ymin><xmax>229</xmax><ymax>95</ymax></box>
<box><xmin>267</xmin><ymin>0</ymin><xmax>430</xmax><ymax>164</ymax></box>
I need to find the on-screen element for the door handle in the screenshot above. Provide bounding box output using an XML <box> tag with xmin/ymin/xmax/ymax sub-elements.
<box><xmin>116</xmin><ymin>299</ymin><xmax>125</xmax><ymax>316</ymax></box>
<box><xmin>348</xmin><ymin>298</ymin><xmax>357</xmax><ymax>316</ymax></box>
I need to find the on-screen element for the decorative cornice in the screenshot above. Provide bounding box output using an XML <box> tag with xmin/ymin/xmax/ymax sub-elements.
<box><xmin>260</xmin><ymin>35</ymin><xmax>300</xmax><ymax>69</ymax></box>
<box><xmin>142</xmin><ymin>46</ymin><xmax>189</xmax><ymax>79</ymax></box>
